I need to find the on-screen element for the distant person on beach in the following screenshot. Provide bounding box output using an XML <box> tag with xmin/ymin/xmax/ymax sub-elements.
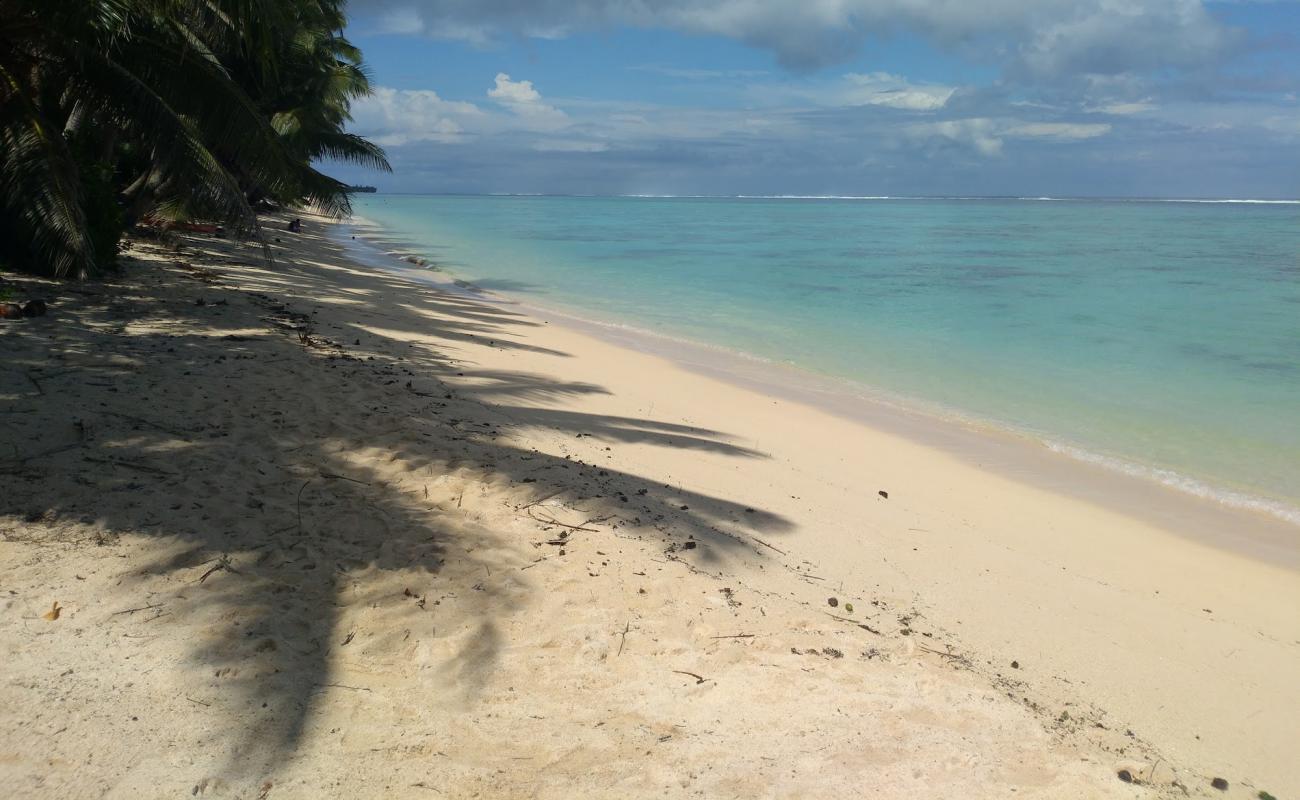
<box><xmin>287</xmin><ymin>218</ymin><xmax>302</xmax><ymax>233</ymax></box>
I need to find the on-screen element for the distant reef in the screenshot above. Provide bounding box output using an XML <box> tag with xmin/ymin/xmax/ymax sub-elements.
<box><xmin>346</xmin><ymin>186</ymin><xmax>378</xmax><ymax>193</ymax></box>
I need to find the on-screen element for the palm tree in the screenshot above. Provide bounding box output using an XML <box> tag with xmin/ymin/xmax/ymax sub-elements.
<box><xmin>227</xmin><ymin>1</ymin><xmax>390</xmax><ymax>213</ymax></box>
<box><xmin>0</xmin><ymin>0</ymin><xmax>388</xmax><ymax>278</ymax></box>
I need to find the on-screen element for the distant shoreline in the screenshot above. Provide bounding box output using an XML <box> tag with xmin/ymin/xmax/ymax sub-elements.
<box><xmin>336</xmin><ymin>207</ymin><xmax>1300</xmax><ymax>536</ymax></box>
<box><xmin>357</xmin><ymin>191</ymin><xmax>1300</xmax><ymax>203</ymax></box>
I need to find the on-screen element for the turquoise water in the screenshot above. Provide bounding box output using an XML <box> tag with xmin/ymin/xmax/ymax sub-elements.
<box><xmin>349</xmin><ymin>195</ymin><xmax>1300</xmax><ymax>521</ymax></box>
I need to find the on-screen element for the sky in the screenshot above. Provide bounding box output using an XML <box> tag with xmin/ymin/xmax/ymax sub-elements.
<box><xmin>331</xmin><ymin>0</ymin><xmax>1300</xmax><ymax>198</ymax></box>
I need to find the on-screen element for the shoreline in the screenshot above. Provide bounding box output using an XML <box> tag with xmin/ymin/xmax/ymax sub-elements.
<box><xmin>336</xmin><ymin>216</ymin><xmax>1300</xmax><ymax>551</ymax></box>
<box><xmin>360</xmin><ymin>192</ymin><xmax>1300</xmax><ymax>204</ymax></box>
<box><xmin>330</xmin><ymin>211</ymin><xmax>1300</xmax><ymax>792</ymax></box>
<box><xmin>4</xmin><ymin>215</ymin><xmax>1296</xmax><ymax>797</ymax></box>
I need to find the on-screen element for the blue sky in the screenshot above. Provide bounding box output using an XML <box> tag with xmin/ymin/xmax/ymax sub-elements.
<box><xmin>332</xmin><ymin>1</ymin><xmax>1300</xmax><ymax>197</ymax></box>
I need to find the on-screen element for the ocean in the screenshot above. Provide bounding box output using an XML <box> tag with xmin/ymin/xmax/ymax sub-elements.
<box><xmin>344</xmin><ymin>195</ymin><xmax>1300</xmax><ymax>523</ymax></box>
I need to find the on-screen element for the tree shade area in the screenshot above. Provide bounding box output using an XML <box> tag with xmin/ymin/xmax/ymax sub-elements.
<box><xmin>0</xmin><ymin>0</ymin><xmax>388</xmax><ymax>278</ymax></box>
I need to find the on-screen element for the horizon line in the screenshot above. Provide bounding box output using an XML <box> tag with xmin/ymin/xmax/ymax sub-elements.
<box><xmin>354</xmin><ymin>192</ymin><xmax>1300</xmax><ymax>204</ymax></box>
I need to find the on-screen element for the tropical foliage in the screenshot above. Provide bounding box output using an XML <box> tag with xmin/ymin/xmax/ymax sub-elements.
<box><xmin>0</xmin><ymin>0</ymin><xmax>388</xmax><ymax>278</ymax></box>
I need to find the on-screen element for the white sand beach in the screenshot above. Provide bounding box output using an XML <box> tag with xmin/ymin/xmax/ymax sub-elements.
<box><xmin>2</xmin><ymin>216</ymin><xmax>1296</xmax><ymax>799</ymax></box>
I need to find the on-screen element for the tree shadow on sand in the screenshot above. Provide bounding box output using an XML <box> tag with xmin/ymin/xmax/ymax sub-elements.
<box><xmin>0</xmin><ymin>222</ymin><xmax>792</xmax><ymax>786</ymax></box>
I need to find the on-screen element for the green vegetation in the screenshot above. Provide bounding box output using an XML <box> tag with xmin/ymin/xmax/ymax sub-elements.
<box><xmin>0</xmin><ymin>0</ymin><xmax>389</xmax><ymax>278</ymax></box>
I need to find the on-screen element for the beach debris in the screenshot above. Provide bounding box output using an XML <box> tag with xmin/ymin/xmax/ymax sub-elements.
<box><xmin>112</xmin><ymin>602</ymin><xmax>164</xmax><ymax>616</ymax></box>
<box><xmin>1258</xmin><ymin>791</ymin><xmax>1277</xmax><ymax>800</ymax></box>
<box><xmin>672</xmin><ymin>670</ymin><xmax>710</xmax><ymax>685</ymax></box>
<box><xmin>1011</xmin><ymin>660</ymin><xmax>1020</xmax><ymax>669</ymax></box>
<box><xmin>827</xmin><ymin>597</ymin><xmax>839</xmax><ymax>608</ymax></box>
<box><xmin>1116</xmin><ymin>770</ymin><xmax>1136</xmax><ymax>784</ymax></box>
<box><xmin>1211</xmin><ymin>777</ymin><xmax>1229</xmax><ymax>791</ymax></box>
<box><xmin>844</xmin><ymin>602</ymin><xmax>854</xmax><ymax>614</ymax></box>
<box><xmin>878</xmin><ymin>490</ymin><xmax>889</xmax><ymax>499</ymax></box>
<box><xmin>198</xmin><ymin>555</ymin><xmax>236</xmax><ymax>583</ymax></box>
<box><xmin>42</xmin><ymin>601</ymin><xmax>61</xmax><ymax>621</ymax></box>
<box><xmin>617</xmin><ymin>620</ymin><xmax>631</xmax><ymax>656</ymax></box>
<box><xmin>681</xmin><ymin>541</ymin><xmax>696</xmax><ymax>550</ymax></box>
<box><xmin>22</xmin><ymin>299</ymin><xmax>47</xmax><ymax>317</ymax></box>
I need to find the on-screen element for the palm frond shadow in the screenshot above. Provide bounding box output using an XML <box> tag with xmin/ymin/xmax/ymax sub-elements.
<box><xmin>0</xmin><ymin>224</ymin><xmax>792</xmax><ymax>780</ymax></box>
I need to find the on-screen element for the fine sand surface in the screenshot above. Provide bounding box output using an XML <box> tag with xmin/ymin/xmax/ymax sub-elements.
<box><xmin>1</xmin><ymin>215</ymin><xmax>1296</xmax><ymax>799</ymax></box>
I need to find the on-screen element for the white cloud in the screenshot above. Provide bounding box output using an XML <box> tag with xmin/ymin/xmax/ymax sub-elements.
<box><xmin>348</xmin><ymin>76</ymin><xmax>576</xmax><ymax>149</ymax></box>
<box><xmin>1007</xmin><ymin>122</ymin><xmax>1112</xmax><ymax>140</ymax></box>
<box><xmin>488</xmin><ymin>73</ymin><xmax>568</xmax><ymax>127</ymax></box>
<box><xmin>1090</xmin><ymin>100</ymin><xmax>1156</xmax><ymax>115</ymax></box>
<box><xmin>488</xmin><ymin>73</ymin><xmax>542</xmax><ymax>105</ymax></box>
<box><xmin>843</xmin><ymin>72</ymin><xmax>955</xmax><ymax>110</ymax></box>
<box><xmin>908</xmin><ymin>117</ymin><xmax>1112</xmax><ymax>156</ymax></box>
<box><xmin>912</xmin><ymin>118</ymin><xmax>1005</xmax><ymax>157</ymax></box>
<box><xmin>349</xmin><ymin>86</ymin><xmax>483</xmax><ymax>145</ymax></box>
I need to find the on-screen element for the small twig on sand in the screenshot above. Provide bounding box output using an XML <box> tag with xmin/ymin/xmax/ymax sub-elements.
<box><xmin>518</xmin><ymin>489</ymin><xmax>563</xmax><ymax>512</ymax></box>
<box><xmin>672</xmin><ymin>670</ymin><xmax>711</xmax><ymax>685</ymax></box>
<box><xmin>617</xmin><ymin>620</ymin><xmax>631</xmax><ymax>656</ymax></box>
<box><xmin>112</xmin><ymin>602</ymin><xmax>163</xmax><ymax>616</ymax></box>
<box><xmin>296</xmin><ymin>479</ymin><xmax>313</xmax><ymax>532</ymax></box>
<box><xmin>918</xmin><ymin>644</ymin><xmax>965</xmax><ymax>661</ymax></box>
<box><xmin>709</xmin><ymin>633</ymin><xmax>756</xmax><ymax>640</ymax></box>
<box><xmin>825</xmin><ymin>612</ymin><xmax>883</xmax><ymax>635</ymax></box>
<box><xmin>527</xmin><ymin>507</ymin><xmax>598</xmax><ymax>532</ymax></box>
<box><xmin>320</xmin><ymin>471</ymin><xmax>369</xmax><ymax>485</ymax></box>
<box><xmin>104</xmin><ymin>411</ymin><xmax>188</xmax><ymax>439</ymax></box>
<box><xmin>198</xmin><ymin>555</ymin><xmax>237</xmax><ymax>583</ymax></box>
<box><xmin>519</xmin><ymin>556</ymin><xmax>548</xmax><ymax>571</ymax></box>
<box><xmin>23</xmin><ymin>371</ymin><xmax>44</xmax><ymax>396</ymax></box>
<box><xmin>185</xmin><ymin>696</ymin><xmax>211</xmax><ymax>707</ymax></box>
<box><xmin>315</xmin><ymin>682</ymin><xmax>372</xmax><ymax>692</ymax></box>
<box><xmin>83</xmin><ymin>455</ymin><xmax>176</xmax><ymax>476</ymax></box>
<box><xmin>752</xmin><ymin>537</ymin><xmax>786</xmax><ymax>556</ymax></box>
<box><xmin>0</xmin><ymin>441</ymin><xmax>83</xmax><ymax>469</ymax></box>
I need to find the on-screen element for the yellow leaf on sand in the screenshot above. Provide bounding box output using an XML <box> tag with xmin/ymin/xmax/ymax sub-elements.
<box><xmin>43</xmin><ymin>601</ymin><xmax>61</xmax><ymax>621</ymax></box>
